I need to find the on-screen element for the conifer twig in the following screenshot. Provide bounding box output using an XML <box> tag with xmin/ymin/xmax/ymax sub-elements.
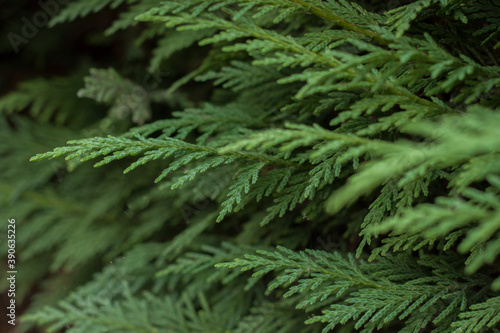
<box><xmin>290</xmin><ymin>0</ymin><xmax>389</xmax><ymax>45</ymax></box>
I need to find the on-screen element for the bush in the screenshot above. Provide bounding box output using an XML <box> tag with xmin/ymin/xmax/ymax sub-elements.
<box><xmin>1</xmin><ymin>1</ymin><xmax>500</xmax><ymax>332</ymax></box>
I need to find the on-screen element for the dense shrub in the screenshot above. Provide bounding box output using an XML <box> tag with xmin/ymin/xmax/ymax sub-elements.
<box><xmin>1</xmin><ymin>1</ymin><xmax>500</xmax><ymax>332</ymax></box>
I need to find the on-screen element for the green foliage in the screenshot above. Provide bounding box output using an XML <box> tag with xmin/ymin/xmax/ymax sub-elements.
<box><xmin>218</xmin><ymin>246</ymin><xmax>494</xmax><ymax>333</ymax></box>
<box><xmin>2</xmin><ymin>0</ymin><xmax>500</xmax><ymax>332</ymax></box>
<box><xmin>77</xmin><ymin>68</ymin><xmax>152</xmax><ymax>125</ymax></box>
<box><xmin>0</xmin><ymin>75</ymin><xmax>97</xmax><ymax>126</ymax></box>
<box><xmin>452</xmin><ymin>296</ymin><xmax>500</xmax><ymax>333</ymax></box>
<box><xmin>49</xmin><ymin>0</ymin><xmax>132</xmax><ymax>26</ymax></box>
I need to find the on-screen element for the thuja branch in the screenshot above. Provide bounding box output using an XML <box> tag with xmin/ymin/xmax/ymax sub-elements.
<box><xmin>290</xmin><ymin>0</ymin><xmax>388</xmax><ymax>45</ymax></box>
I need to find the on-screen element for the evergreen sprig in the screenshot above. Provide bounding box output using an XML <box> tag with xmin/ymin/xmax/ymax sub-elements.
<box><xmin>217</xmin><ymin>246</ymin><xmax>493</xmax><ymax>333</ymax></box>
